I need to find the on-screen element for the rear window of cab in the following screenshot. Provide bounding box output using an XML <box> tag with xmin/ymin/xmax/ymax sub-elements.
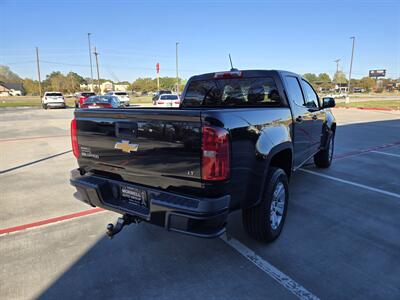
<box><xmin>182</xmin><ymin>77</ymin><xmax>282</xmax><ymax>108</ymax></box>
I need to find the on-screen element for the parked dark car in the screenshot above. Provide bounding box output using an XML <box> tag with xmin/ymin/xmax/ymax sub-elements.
<box><xmin>70</xmin><ymin>70</ymin><xmax>336</xmax><ymax>242</ymax></box>
<box><xmin>80</xmin><ymin>95</ymin><xmax>120</xmax><ymax>109</ymax></box>
<box><xmin>75</xmin><ymin>92</ymin><xmax>96</xmax><ymax>108</ymax></box>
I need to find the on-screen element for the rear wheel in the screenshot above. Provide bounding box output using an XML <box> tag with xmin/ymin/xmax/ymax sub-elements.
<box><xmin>242</xmin><ymin>167</ymin><xmax>289</xmax><ymax>243</ymax></box>
<box><xmin>314</xmin><ymin>132</ymin><xmax>334</xmax><ymax>168</ymax></box>
<box><xmin>42</xmin><ymin>103</ymin><xmax>47</xmax><ymax>110</ymax></box>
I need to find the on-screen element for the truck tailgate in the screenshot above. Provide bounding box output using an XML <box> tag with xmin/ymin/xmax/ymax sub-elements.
<box><xmin>74</xmin><ymin>109</ymin><xmax>202</xmax><ymax>193</ymax></box>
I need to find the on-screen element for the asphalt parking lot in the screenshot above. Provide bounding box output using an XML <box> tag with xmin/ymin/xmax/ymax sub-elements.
<box><xmin>1</xmin><ymin>107</ymin><xmax>400</xmax><ymax>300</ymax></box>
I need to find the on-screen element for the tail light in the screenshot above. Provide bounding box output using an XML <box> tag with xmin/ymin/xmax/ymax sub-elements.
<box><xmin>79</xmin><ymin>96</ymin><xmax>85</xmax><ymax>104</ymax></box>
<box><xmin>70</xmin><ymin>118</ymin><xmax>80</xmax><ymax>158</ymax></box>
<box><xmin>174</xmin><ymin>101</ymin><xmax>180</xmax><ymax>104</ymax></box>
<box><xmin>157</xmin><ymin>101</ymin><xmax>164</xmax><ymax>104</ymax></box>
<box><xmin>45</xmin><ymin>97</ymin><xmax>47</xmax><ymax>100</ymax></box>
<box><xmin>201</xmin><ymin>126</ymin><xmax>230</xmax><ymax>181</ymax></box>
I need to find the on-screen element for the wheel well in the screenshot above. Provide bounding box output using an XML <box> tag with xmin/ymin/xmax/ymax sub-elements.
<box><xmin>269</xmin><ymin>149</ymin><xmax>292</xmax><ymax>178</ymax></box>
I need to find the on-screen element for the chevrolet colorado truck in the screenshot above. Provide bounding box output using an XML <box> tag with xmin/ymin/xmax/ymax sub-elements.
<box><xmin>70</xmin><ymin>70</ymin><xmax>336</xmax><ymax>242</ymax></box>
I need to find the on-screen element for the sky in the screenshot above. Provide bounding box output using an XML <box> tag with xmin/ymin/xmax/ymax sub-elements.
<box><xmin>1</xmin><ymin>0</ymin><xmax>399</xmax><ymax>82</ymax></box>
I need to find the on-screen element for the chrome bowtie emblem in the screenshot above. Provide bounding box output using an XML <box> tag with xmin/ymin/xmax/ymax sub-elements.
<box><xmin>114</xmin><ymin>140</ymin><xmax>139</xmax><ymax>153</ymax></box>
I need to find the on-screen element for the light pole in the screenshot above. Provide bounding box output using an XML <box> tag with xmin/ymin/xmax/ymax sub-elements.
<box><xmin>334</xmin><ymin>59</ymin><xmax>340</xmax><ymax>92</ymax></box>
<box><xmin>87</xmin><ymin>33</ymin><xmax>94</xmax><ymax>91</ymax></box>
<box><xmin>347</xmin><ymin>36</ymin><xmax>356</xmax><ymax>103</ymax></box>
<box><xmin>93</xmin><ymin>47</ymin><xmax>101</xmax><ymax>93</ymax></box>
<box><xmin>176</xmin><ymin>42</ymin><xmax>179</xmax><ymax>94</ymax></box>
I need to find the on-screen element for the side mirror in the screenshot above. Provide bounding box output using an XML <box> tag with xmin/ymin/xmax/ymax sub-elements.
<box><xmin>322</xmin><ymin>97</ymin><xmax>335</xmax><ymax>108</ymax></box>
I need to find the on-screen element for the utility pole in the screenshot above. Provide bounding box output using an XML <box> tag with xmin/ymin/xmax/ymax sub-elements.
<box><xmin>347</xmin><ymin>36</ymin><xmax>356</xmax><ymax>102</ymax></box>
<box><xmin>334</xmin><ymin>59</ymin><xmax>340</xmax><ymax>74</ymax></box>
<box><xmin>35</xmin><ymin>47</ymin><xmax>42</xmax><ymax>97</ymax></box>
<box><xmin>333</xmin><ymin>59</ymin><xmax>340</xmax><ymax>92</ymax></box>
<box><xmin>176</xmin><ymin>42</ymin><xmax>179</xmax><ymax>94</ymax></box>
<box><xmin>93</xmin><ymin>47</ymin><xmax>101</xmax><ymax>93</ymax></box>
<box><xmin>87</xmin><ymin>33</ymin><xmax>94</xmax><ymax>92</ymax></box>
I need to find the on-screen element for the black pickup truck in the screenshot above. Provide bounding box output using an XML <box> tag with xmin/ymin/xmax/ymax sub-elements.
<box><xmin>70</xmin><ymin>70</ymin><xmax>336</xmax><ymax>242</ymax></box>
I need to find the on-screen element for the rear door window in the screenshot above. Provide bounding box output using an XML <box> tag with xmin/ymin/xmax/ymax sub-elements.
<box><xmin>301</xmin><ymin>80</ymin><xmax>320</xmax><ymax>108</ymax></box>
<box><xmin>182</xmin><ymin>77</ymin><xmax>282</xmax><ymax>107</ymax></box>
<box><xmin>284</xmin><ymin>76</ymin><xmax>304</xmax><ymax>107</ymax></box>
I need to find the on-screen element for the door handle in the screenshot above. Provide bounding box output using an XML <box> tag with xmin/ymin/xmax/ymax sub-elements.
<box><xmin>295</xmin><ymin>116</ymin><xmax>303</xmax><ymax>123</ymax></box>
<box><xmin>312</xmin><ymin>114</ymin><xmax>318</xmax><ymax>120</ymax></box>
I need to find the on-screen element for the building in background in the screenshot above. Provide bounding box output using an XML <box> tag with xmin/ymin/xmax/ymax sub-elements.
<box><xmin>114</xmin><ymin>84</ymin><xmax>129</xmax><ymax>92</ymax></box>
<box><xmin>80</xmin><ymin>81</ymin><xmax>115</xmax><ymax>94</ymax></box>
<box><xmin>0</xmin><ymin>82</ymin><xmax>24</xmax><ymax>96</ymax></box>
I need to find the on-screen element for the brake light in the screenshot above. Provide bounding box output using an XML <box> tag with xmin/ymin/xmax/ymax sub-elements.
<box><xmin>201</xmin><ymin>126</ymin><xmax>230</xmax><ymax>181</ymax></box>
<box><xmin>70</xmin><ymin>118</ymin><xmax>80</xmax><ymax>158</ymax></box>
<box><xmin>214</xmin><ymin>71</ymin><xmax>242</xmax><ymax>79</ymax></box>
<box><xmin>174</xmin><ymin>101</ymin><xmax>180</xmax><ymax>104</ymax></box>
<box><xmin>157</xmin><ymin>101</ymin><xmax>164</xmax><ymax>104</ymax></box>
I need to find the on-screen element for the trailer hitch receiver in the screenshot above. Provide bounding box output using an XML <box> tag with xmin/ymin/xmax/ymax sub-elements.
<box><xmin>106</xmin><ymin>214</ymin><xmax>142</xmax><ymax>238</ymax></box>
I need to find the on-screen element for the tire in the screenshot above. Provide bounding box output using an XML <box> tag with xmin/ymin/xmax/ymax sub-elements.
<box><xmin>314</xmin><ymin>132</ymin><xmax>334</xmax><ymax>168</ymax></box>
<box><xmin>242</xmin><ymin>167</ymin><xmax>289</xmax><ymax>243</ymax></box>
<box><xmin>75</xmin><ymin>103</ymin><xmax>79</xmax><ymax>108</ymax></box>
<box><xmin>42</xmin><ymin>103</ymin><xmax>48</xmax><ymax>110</ymax></box>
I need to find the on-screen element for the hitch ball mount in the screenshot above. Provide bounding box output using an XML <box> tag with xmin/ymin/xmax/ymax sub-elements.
<box><xmin>106</xmin><ymin>214</ymin><xmax>142</xmax><ymax>238</ymax></box>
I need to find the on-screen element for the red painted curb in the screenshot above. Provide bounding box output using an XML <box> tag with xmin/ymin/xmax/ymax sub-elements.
<box><xmin>0</xmin><ymin>207</ymin><xmax>104</xmax><ymax>235</ymax></box>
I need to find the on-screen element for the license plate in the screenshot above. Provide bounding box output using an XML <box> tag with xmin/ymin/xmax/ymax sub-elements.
<box><xmin>120</xmin><ymin>185</ymin><xmax>148</xmax><ymax>208</ymax></box>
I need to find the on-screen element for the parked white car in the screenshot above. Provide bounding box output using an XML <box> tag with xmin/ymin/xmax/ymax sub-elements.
<box><xmin>106</xmin><ymin>91</ymin><xmax>130</xmax><ymax>107</ymax></box>
<box><xmin>155</xmin><ymin>94</ymin><xmax>181</xmax><ymax>107</ymax></box>
<box><xmin>42</xmin><ymin>92</ymin><xmax>66</xmax><ymax>109</ymax></box>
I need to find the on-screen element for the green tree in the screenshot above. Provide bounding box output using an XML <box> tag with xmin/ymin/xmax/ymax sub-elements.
<box><xmin>303</xmin><ymin>73</ymin><xmax>318</xmax><ymax>83</ymax></box>
<box><xmin>66</xmin><ymin>71</ymin><xmax>86</xmax><ymax>93</ymax></box>
<box><xmin>0</xmin><ymin>65</ymin><xmax>22</xmax><ymax>83</ymax></box>
<box><xmin>333</xmin><ymin>71</ymin><xmax>348</xmax><ymax>84</ymax></box>
<box><xmin>131</xmin><ymin>77</ymin><xmax>157</xmax><ymax>92</ymax></box>
<box><xmin>318</xmin><ymin>73</ymin><xmax>331</xmax><ymax>82</ymax></box>
<box><xmin>22</xmin><ymin>78</ymin><xmax>40</xmax><ymax>95</ymax></box>
<box><xmin>359</xmin><ymin>77</ymin><xmax>375</xmax><ymax>91</ymax></box>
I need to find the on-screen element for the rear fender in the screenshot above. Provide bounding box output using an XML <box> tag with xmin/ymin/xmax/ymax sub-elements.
<box><xmin>241</xmin><ymin>124</ymin><xmax>292</xmax><ymax>209</ymax></box>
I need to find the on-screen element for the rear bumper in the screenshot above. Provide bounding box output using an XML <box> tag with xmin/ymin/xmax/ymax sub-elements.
<box><xmin>45</xmin><ymin>102</ymin><xmax>65</xmax><ymax>107</ymax></box>
<box><xmin>70</xmin><ymin>169</ymin><xmax>230</xmax><ymax>238</ymax></box>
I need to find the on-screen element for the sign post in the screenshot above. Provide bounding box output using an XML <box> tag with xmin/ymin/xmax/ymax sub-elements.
<box><xmin>156</xmin><ymin>63</ymin><xmax>160</xmax><ymax>90</ymax></box>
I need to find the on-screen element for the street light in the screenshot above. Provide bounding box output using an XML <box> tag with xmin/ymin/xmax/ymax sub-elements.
<box><xmin>176</xmin><ymin>42</ymin><xmax>179</xmax><ymax>93</ymax></box>
<box><xmin>88</xmin><ymin>33</ymin><xmax>94</xmax><ymax>92</ymax></box>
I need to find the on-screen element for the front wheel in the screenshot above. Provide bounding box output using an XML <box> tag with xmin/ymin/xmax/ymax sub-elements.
<box><xmin>242</xmin><ymin>167</ymin><xmax>289</xmax><ymax>243</ymax></box>
<box><xmin>314</xmin><ymin>132</ymin><xmax>334</xmax><ymax>168</ymax></box>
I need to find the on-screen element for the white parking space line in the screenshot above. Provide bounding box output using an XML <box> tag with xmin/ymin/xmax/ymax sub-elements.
<box><xmin>370</xmin><ymin>151</ymin><xmax>400</xmax><ymax>158</ymax></box>
<box><xmin>299</xmin><ymin>169</ymin><xmax>400</xmax><ymax>199</ymax></box>
<box><xmin>220</xmin><ymin>234</ymin><xmax>320</xmax><ymax>300</ymax></box>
